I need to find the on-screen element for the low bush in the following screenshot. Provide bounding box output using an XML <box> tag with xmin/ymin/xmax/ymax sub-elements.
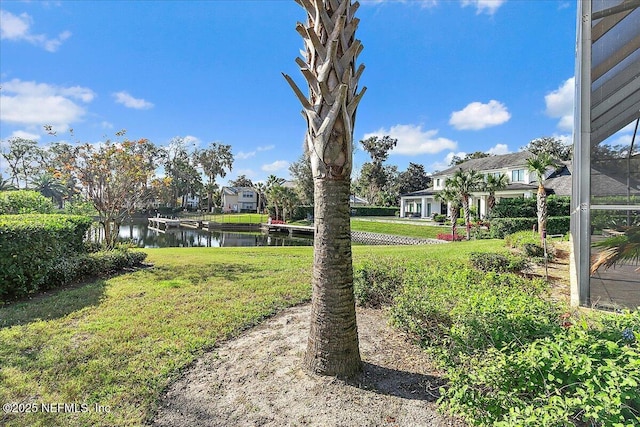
<box><xmin>353</xmin><ymin>259</ymin><xmax>409</xmax><ymax>308</ymax></box>
<box><xmin>0</xmin><ymin>190</ymin><xmax>55</xmax><ymax>214</ymax></box>
<box><xmin>351</xmin><ymin>206</ymin><xmax>399</xmax><ymax>217</ymax></box>
<box><xmin>490</xmin><ymin>216</ymin><xmax>570</xmax><ymax>238</ymax></box>
<box><xmin>505</xmin><ymin>230</ymin><xmax>555</xmax><ymax>259</ymax></box>
<box><xmin>23</xmin><ymin>249</ymin><xmax>147</xmax><ymax>295</ymax></box>
<box><xmin>441</xmin><ymin>310</ymin><xmax>640</xmax><ymax>426</ymax></box>
<box><xmin>0</xmin><ymin>214</ymin><xmax>94</xmax><ymax>300</ymax></box>
<box><xmin>389</xmin><ymin>262</ymin><xmax>560</xmax><ymax>358</ymax></box>
<box><xmin>469</xmin><ymin>252</ymin><xmax>529</xmax><ymax>274</ymax></box>
<box><xmin>433</xmin><ymin>214</ymin><xmax>446</xmax><ymax>223</ymax></box>
<box><xmin>437</xmin><ymin>233</ymin><xmax>464</xmax><ymax>241</ymax></box>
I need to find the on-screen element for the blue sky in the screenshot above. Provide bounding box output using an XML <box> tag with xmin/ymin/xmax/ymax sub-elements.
<box><xmin>0</xmin><ymin>0</ymin><xmax>592</xmax><ymax>185</ymax></box>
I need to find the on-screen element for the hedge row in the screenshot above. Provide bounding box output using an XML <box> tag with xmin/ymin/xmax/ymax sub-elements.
<box><xmin>491</xmin><ymin>195</ymin><xmax>570</xmax><ymax>219</ymax></box>
<box><xmin>0</xmin><ymin>214</ymin><xmax>94</xmax><ymax>300</ymax></box>
<box><xmin>490</xmin><ymin>216</ymin><xmax>570</xmax><ymax>238</ymax></box>
<box><xmin>0</xmin><ymin>190</ymin><xmax>55</xmax><ymax>214</ymax></box>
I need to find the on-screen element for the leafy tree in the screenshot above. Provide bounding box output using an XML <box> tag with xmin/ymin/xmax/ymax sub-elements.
<box><xmin>449</xmin><ymin>151</ymin><xmax>490</xmax><ymax>166</ymax></box>
<box><xmin>485</xmin><ymin>173</ymin><xmax>509</xmax><ymax>217</ymax></box>
<box><xmin>397</xmin><ymin>162</ymin><xmax>431</xmax><ymax>195</ymax></box>
<box><xmin>356</xmin><ymin>135</ymin><xmax>397</xmax><ymax>205</ymax></box>
<box><xmin>228</xmin><ymin>174</ymin><xmax>253</xmax><ymax>188</ymax></box>
<box><xmin>196</xmin><ymin>142</ymin><xmax>233</xmax><ymax>212</ymax></box>
<box><xmin>289</xmin><ymin>153</ymin><xmax>314</xmax><ymax>205</ymax></box>
<box><xmin>1</xmin><ymin>138</ymin><xmax>41</xmax><ymax>188</ymax></box>
<box><xmin>526</xmin><ymin>152</ymin><xmax>556</xmax><ymax>237</ymax></box>
<box><xmin>283</xmin><ymin>0</ymin><xmax>365</xmax><ymax>377</ymax></box>
<box><xmin>73</xmin><ymin>134</ymin><xmax>159</xmax><ymax>248</ymax></box>
<box><xmin>446</xmin><ymin>169</ymin><xmax>484</xmax><ymax>240</ymax></box>
<box><xmin>280</xmin><ymin>186</ymin><xmax>300</xmax><ymax>222</ymax></box>
<box><xmin>521</xmin><ymin>137</ymin><xmax>572</xmax><ymax>161</ymax></box>
<box><xmin>162</xmin><ymin>137</ymin><xmax>203</xmax><ymax>209</ymax></box>
<box><xmin>360</xmin><ymin>135</ymin><xmax>397</xmax><ymax>163</ymax></box>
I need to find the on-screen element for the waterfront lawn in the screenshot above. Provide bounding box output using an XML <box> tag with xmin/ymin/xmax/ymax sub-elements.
<box><xmin>201</xmin><ymin>213</ymin><xmax>268</xmax><ymax>224</ymax></box>
<box><xmin>0</xmin><ymin>241</ymin><xmax>503</xmax><ymax>427</ymax></box>
<box><xmin>350</xmin><ymin>218</ymin><xmax>459</xmax><ymax>239</ymax></box>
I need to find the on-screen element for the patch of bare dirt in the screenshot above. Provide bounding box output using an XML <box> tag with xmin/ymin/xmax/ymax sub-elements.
<box><xmin>526</xmin><ymin>241</ymin><xmax>572</xmax><ymax>304</ymax></box>
<box><xmin>152</xmin><ymin>305</ymin><xmax>466</xmax><ymax>427</ymax></box>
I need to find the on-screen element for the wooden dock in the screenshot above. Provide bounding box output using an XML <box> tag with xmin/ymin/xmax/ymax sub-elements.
<box><xmin>148</xmin><ymin>217</ymin><xmax>181</xmax><ymax>231</ymax></box>
<box><xmin>261</xmin><ymin>223</ymin><xmax>314</xmax><ymax>236</ymax></box>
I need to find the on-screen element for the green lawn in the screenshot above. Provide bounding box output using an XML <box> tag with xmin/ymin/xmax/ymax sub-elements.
<box><xmin>0</xmin><ymin>241</ymin><xmax>504</xmax><ymax>427</ymax></box>
<box><xmin>350</xmin><ymin>218</ymin><xmax>460</xmax><ymax>239</ymax></box>
<box><xmin>183</xmin><ymin>212</ymin><xmax>268</xmax><ymax>224</ymax></box>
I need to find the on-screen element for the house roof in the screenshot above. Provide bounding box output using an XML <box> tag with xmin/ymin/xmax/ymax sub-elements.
<box><xmin>221</xmin><ymin>186</ymin><xmax>254</xmax><ymax>195</ymax></box>
<box><xmin>432</xmin><ymin>151</ymin><xmax>537</xmax><ymax>177</ymax></box>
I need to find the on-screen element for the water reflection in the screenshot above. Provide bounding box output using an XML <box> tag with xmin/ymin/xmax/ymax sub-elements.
<box><xmin>117</xmin><ymin>221</ymin><xmax>313</xmax><ymax>248</ymax></box>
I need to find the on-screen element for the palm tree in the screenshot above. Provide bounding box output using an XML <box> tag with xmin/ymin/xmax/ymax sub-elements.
<box><xmin>590</xmin><ymin>226</ymin><xmax>640</xmax><ymax>274</ymax></box>
<box><xmin>446</xmin><ymin>169</ymin><xmax>484</xmax><ymax>240</ymax></box>
<box><xmin>252</xmin><ymin>182</ymin><xmax>267</xmax><ymax>214</ymax></box>
<box><xmin>30</xmin><ymin>172</ymin><xmax>66</xmax><ymax>208</ymax></box>
<box><xmin>485</xmin><ymin>173</ymin><xmax>509</xmax><ymax>218</ymax></box>
<box><xmin>283</xmin><ymin>0</ymin><xmax>366</xmax><ymax>377</ymax></box>
<box><xmin>435</xmin><ymin>186</ymin><xmax>461</xmax><ymax>239</ymax></box>
<box><xmin>526</xmin><ymin>153</ymin><xmax>555</xmax><ymax>237</ymax></box>
<box><xmin>280</xmin><ymin>187</ymin><xmax>300</xmax><ymax>222</ymax></box>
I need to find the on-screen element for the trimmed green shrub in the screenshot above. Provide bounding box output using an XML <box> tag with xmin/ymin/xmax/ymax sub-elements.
<box><xmin>490</xmin><ymin>216</ymin><xmax>570</xmax><ymax>238</ymax></box>
<box><xmin>0</xmin><ymin>190</ymin><xmax>55</xmax><ymax>214</ymax></box>
<box><xmin>469</xmin><ymin>252</ymin><xmax>529</xmax><ymax>274</ymax></box>
<box><xmin>0</xmin><ymin>214</ymin><xmax>93</xmax><ymax>300</ymax></box>
<box><xmin>491</xmin><ymin>195</ymin><xmax>570</xmax><ymax>219</ymax></box>
<box><xmin>351</xmin><ymin>206</ymin><xmax>399</xmax><ymax>217</ymax></box>
<box><xmin>42</xmin><ymin>249</ymin><xmax>147</xmax><ymax>290</ymax></box>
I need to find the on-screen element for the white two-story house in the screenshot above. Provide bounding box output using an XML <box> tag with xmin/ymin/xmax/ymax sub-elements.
<box><xmin>399</xmin><ymin>151</ymin><xmax>569</xmax><ymax>219</ymax></box>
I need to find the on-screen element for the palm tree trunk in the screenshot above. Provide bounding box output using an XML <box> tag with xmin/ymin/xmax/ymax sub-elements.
<box><xmin>284</xmin><ymin>0</ymin><xmax>366</xmax><ymax>378</ymax></box>
<box><xmin>463</xmin><ymin>196</ymin><xmax>471</xmax><ymax>240</ymax></box>
<box><xmin>304</xmin><ymin>178</ymin><xmax>360</xmax><ymax>377</ymax></box>
<box><xmin>537</xmin><ymin>186</ymin><xmax>547</xmax><ymax>236</ymax></box>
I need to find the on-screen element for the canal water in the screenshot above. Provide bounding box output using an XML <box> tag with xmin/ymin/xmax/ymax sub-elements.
<box><xmin>115</xmin><ymin>221</ymin><xmax>313</xmax><ymax>248</ymax></box>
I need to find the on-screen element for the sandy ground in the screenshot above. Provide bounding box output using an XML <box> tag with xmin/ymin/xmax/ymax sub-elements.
<box><xmin>152</xmin><ymin>304</ymin><xmax>466</xmax><ymax>427</ymax></box>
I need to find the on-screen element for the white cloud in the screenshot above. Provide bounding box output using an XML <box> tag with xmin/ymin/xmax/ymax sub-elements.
<box><xmin>552</xmin><ymin>133</ymin><xmax>572</xmax><ymax>146</ymax></box>
<box><xmin>8</xmin><ymin>130</ymin><xmax>41</xmax><ymax>140</ymax></box>
<box><xmin>237</xmin><ymin>145</ymin><xmax>275</xmax><ymax>160</ymax></box>
<box><xmin>430</xmin><ymin>151</ymin><xmax>467</xmax><ymax>172</ymax></box>
<box><xmin>487</xmin><ymin>143</ymin><xmax>510</xmax><ymax>155</ymax></box>
<box><xmin>545</xmin><ymin>77</ymin><xmax>574</xmax><ymax>131</ymax></box>
<box><xmin>112</xmin><ymin>91</ymin><xmax>154</xmax><ymax>110</ymax></box>
<box><xmin>0</xmin><ymin>79</ymin><xmax>94</xmax><ymax>130</ymax></box>
<box><xmin>182</xmin><ymin>135</ymin><xmax>201</xmax><ymax>147</ymax></box>
<box><xmin>461</xmin><ymin>0</ymin><xmax>506</xmax><ymax>15</ymax></box>
<box><xmin>449</xmin><ymin>100</ymin><xmax>511</xmax><ymax>130</ymax></box>
<box><xmin>262</xmin><ymin>160</ymin><xmax>290</xmax><ymax>172</ymax></box>
<box><xmin>363</xmin><ymin>124</ymin><xmax>457</xmax><ymax>155</ymax></box>
<box><xmin>236</xmin><ymin>151</ymin><xmax>256</xmax><ymax>160</ymax></box>
<box><xmin>0</xmin><ymin>10</ymin><xmax>71</xmax><ymax>52</ymax></box>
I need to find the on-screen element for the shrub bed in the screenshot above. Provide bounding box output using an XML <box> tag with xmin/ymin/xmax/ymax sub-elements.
<box><xmin>0</xmin><ymin>214</ymin><xmax>95</xmax><ymax>300</ymax></box>
<box><xmin>354</xmin><ymin>256</ymin><xmax>640</xmax><ymax>426</ymax></box>
<box><xmin>469</xmin><ymin>252</ymin><xmax>529</xmax><ymax>274</ymax></box>
<box><xmin>490</xmin><ymin>216</ymin><xmax>570</xmax><ymax>238</ymax></box>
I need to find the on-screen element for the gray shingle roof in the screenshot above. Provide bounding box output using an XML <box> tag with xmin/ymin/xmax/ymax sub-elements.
<box><xmin>432</xmin><ymin>151</ymin><xmax>536</xmax><ymax>177</ymax></box>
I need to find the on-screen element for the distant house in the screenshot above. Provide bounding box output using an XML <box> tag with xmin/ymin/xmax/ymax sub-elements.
<box><xmin>399</xmin><ymin>151</ymin><xmax>574</xmax><ymax>219</ymax></box>
<box><xmin>221</xmin><ymin>186</ymin><xmax>258</xmax><ymax>213</ymax></box>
